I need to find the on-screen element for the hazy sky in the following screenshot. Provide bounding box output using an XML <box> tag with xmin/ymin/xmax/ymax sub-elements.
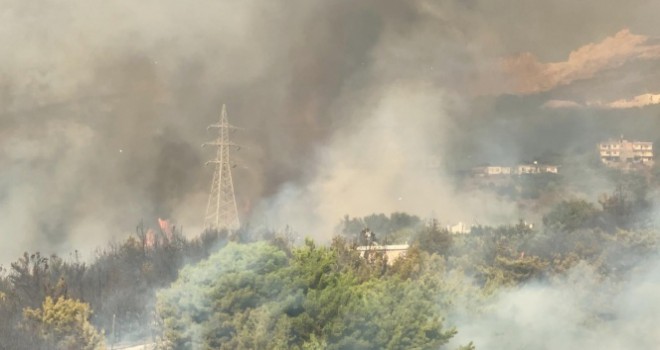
<box><xmin>1</xmin><ymin>0</ymin><xmax>660</xmax><ymax>262</ymax></box>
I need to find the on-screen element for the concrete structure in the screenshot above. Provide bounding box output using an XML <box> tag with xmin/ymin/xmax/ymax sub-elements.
<box><xmin>517</xmin><ymin>164</ymin><xmax>540</xmax><ymax>174</ymax></box>
<box><xmin>480</xmin><ymin>166</ymin><xmax>513</xmax><ymax>175</ymax></box>
<box><xmin>113</xmin><ymin>343</ymin><xmax>156</xmax><ymax>350</ymax></box>
<box><xmin>472</xmin><ymin>162</ymin><xmax>558</xmax><ymax>177</ymax></box>
<box><xmin>541</xmin><ymin>165</ymin><xmax>559</xmax><ymax>173</ymax></box>
<box><xmin>517</xmin><ymin>163</ymin><xmax>558</xmax><ymax>174</ymax></box>
<box><xmin>447</xmin><ymin>222</ymin><xmax>471</xmax><ymax>234</ymax></box>
<box><xmin>356</xmin><ymin>244</ymin><xmax>409</xmax><ymax>264</ymax></box>
<box><xmin>599</xmin><ymin>137</ymin><xmax>653</xmax><ymax>168</ymax></box>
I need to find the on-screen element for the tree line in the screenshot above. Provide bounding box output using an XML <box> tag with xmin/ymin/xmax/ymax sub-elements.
<box><xmin>0</xmin><ymin>183</ymin><xmax>658</xmax><ymax>349</ymax></box>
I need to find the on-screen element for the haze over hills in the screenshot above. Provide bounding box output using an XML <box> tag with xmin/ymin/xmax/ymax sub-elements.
<box><xmin>2</xmin><ymin>1</ymin><xmax>660</xmax><ymax>349</ymax></box>
<box><xmin>2</xmin><ymin>0</ymin><xmax>660</xmax><ymax>263</ymax></box>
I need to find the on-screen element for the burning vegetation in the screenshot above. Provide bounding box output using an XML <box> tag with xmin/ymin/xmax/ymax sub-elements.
<box><xmin>3</xmin><ymin>0</ymin><xmax>660</xmax><ymax>349</ymax></box>
<box><xmin>1</xmin><ymin>178</ymin><xmax>660</xmax><ymax>349</ymax></box>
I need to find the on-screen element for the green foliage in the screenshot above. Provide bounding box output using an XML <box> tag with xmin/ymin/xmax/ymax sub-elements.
<box><xmin>5</xmin><ymin>188</ymin><xmax>660</xmax><ymax>349</ymax></box>
<box><xmin>482</xmin><ymin>255</ymin><xmax>548</xmax><ymax>291</ymax></box>
<box><xmin>389</xmin><ymin>246</ymin><xmax>424</xmax><ymax>280</ymax></box>
<box><xmin>598</xmin><ymin>182</ymin><xmax>651</xmax><ymax>230</ymax></box>
<box><xmin>156</xmin><ymin>240</ymin><xmax>458</xmax><ymax>349</ymax></box>
<box><xmin>518</xmin><ymin>173</ymin><xmax>562</xmax><ymax>200</ymax></box>
<box><xmin>22</xmin><ymin>296</ymin><xmax>106</xmax><ymax>350</ymax></box>
<box><xmin>0</xmin><ymin>228</ymin><xmax>229</xmax><ymax>347</ymax></box>
<box><xmin>414</xmin><ymin>220</ymin><xmax>453</xmax><ymax>256</ymax></box>
<box><xmin>9</xmin><ymin>252</ymin><xmax>55</xmax><ymax>308</ymax></box>
<box><xmin>457</xmin><ymin>342</ymin><xmax>476</xmax><ymax>350</ymax></box>
<box><xmin>156</xmin><ymin>242</ymin><xmax>290</xmax><ymax>349</ymax></box>
<box><xmin>331</xmin><ymin>278</ymin><xmax>455</xmax><ymax>350</ymax></box>
<box><xmin>543</xmin><ymin>199</ymin><xmax>600</xmax><ymax>232</ymax></box>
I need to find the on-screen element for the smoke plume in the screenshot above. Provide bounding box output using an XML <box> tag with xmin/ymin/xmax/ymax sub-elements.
<box><xmin>3</xmin><ymin>0</ymin><xmax>660</xmax><ymax>266</ymax></box>
<box><xmin>448</xmin><ymin>257</ymin><xmax>660</xmax><ymax>349</ymax></box>
<box><xmin>503</xmin><ymin>29</ymin><xmax>660</xmax><ymax>94</ymax></box>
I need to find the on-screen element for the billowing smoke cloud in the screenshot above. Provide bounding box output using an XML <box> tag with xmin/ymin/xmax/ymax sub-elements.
<box><xmin>542</xmin><ymin>99</ymin><xmax>586</xmax><ymax>109</ymax></box>
<box><xmin>0</xmin><ymin>0</ymin><xmax>350</xmax><ymax>262</ymax></box>
<box><xmin>0</xmin><ymin>0</ymin><xmax>507</xmax><ymax>261</ymax></box>
<box><xmin>607</xmin><ymin>93</ymin><xmax>660</xmax><ymax>108</ymax></box>
<box><xmin>544</xmin><ymin>93</ymin><xmax>660</xmax><ymax>109</ymax></box>
<box><xmin>3</xmin><ymin>0</ymin><xmax>660</xmax><ymax>265</ymax></box>
<box><xmin>447</xmin><ymin>257</ymin><xmax>660</xmax><ymax>349</ymax></box>
<box><xmin>253</xmin><ymin>83</ymin><xmax>518</xmax><ymax>238</ymax></box>
<box><xmin>503</xmin><ymin>29</ymin><xmax>660</xmax><ymax>94</ymax></box>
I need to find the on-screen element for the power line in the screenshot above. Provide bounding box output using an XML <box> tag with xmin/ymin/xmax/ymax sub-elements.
<box><xmin>203</xmin><ymin>104</ymin><xmax>240</xmax><ymax>231</ymax></box>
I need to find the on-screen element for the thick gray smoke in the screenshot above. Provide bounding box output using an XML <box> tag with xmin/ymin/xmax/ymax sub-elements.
<box><xmin>0</xmin><ymin>0</ymin><xmax>375</xmax><ymax>261</ymax></box>
<box><xmin>2</xmin><ymin>0</ymin><xmax>660</xmax><ymax>263</ymax></box>
<box><xmin>447</xmin><ymin>257</ymin><xmax>660</xmax><ymax>349</ymax></box>
<box><xmin>252</xmin><ymin>83</ymin><xmax>518</xmax><ymax>238</ymax></box>
<box><xmin>250</xmin><ymin>0</ymin><xmax>660</xmax><ymax>236</ymax></box>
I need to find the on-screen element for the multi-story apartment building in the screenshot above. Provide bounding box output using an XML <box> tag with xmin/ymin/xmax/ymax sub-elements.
<box><xmin>599</xmin><ymin>138</ymin><xmax>653</xmax><ymax>167</ymax></box>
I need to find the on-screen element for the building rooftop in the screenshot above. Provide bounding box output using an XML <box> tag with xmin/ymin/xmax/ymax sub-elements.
<box><xmin>356</xmin><ymin>244</ymin><xmax>410</xmax><ymax>251</ymax></box>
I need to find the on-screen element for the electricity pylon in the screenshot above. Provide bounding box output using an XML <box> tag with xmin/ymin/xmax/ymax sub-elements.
<box><xmin>203</xmin><ymin>104</ymin><xmax>240</xmax><ymax>231</ymax></box>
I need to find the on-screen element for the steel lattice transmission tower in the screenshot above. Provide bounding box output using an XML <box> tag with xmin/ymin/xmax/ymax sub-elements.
<box><xmin>203</xmin><ymin>104</ymin><xmax>240</xmax><ymax>231</ymax></box>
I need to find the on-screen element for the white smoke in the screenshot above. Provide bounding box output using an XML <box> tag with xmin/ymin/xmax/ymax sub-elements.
<box><xmin>448</xmin><ymin>258</ymin><xmax>660</xmax><ymax>349</ymax></box>
<box><xmin>252</xmin><ymin>82</ymin><xmax>518</xmax><ymax>239</ymax></box>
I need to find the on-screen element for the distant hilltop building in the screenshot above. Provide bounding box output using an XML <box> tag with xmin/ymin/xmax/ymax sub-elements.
<box><xmin>472</xmin><ymin>162</ymin><xmax>558</xmax><ymax>177</ymax></box>
<box><xmin>599</xmin><ymin>137</ymin><xmax>653</xmax><ymax>168</ymax></box>
<box><xmin>446</xmin><ymin>222</ymin><xmax>471</xmax><ymax>234</ymax></box>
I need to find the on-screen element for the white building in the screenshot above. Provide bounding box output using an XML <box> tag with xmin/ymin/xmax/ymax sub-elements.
<box><xmin>447</xmin><ymin>222</ymin><xmax>471</xmax><ymax>234</ymax></box>
<box><xmin>473</xmin><ymin>162</ymin><xmax>558</xmax><ymax>177</ymax></box>
<box><xmin>356</xmin><ymin>244</ymin><xmax>409</xmax><ymax>264</ymax></box>
<box><xmin>599</xmin><ymin>138</ymin><xmax>653</xmax><ymax>168</ymax></box>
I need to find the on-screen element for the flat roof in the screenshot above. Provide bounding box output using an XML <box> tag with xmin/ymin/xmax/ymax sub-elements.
<box><xmin>356</xmin><ymin>244</ymin><xmax>410</xmax><ymax>251</ymax></box>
